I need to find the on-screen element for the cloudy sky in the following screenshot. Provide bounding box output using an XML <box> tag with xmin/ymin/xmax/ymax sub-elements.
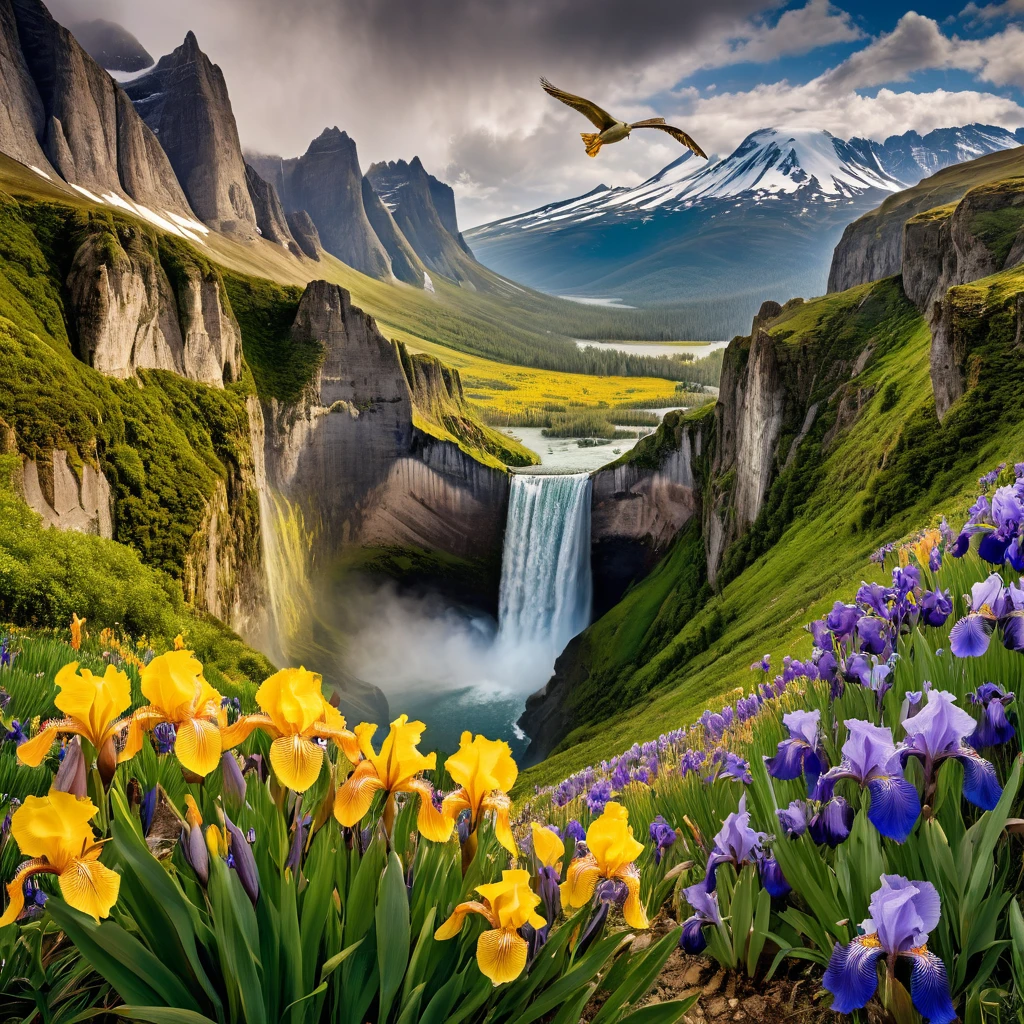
<box><xmin>49</xmin><ymin>0</ymin><xmax>1024</xmax><ymax>226</ymax></box>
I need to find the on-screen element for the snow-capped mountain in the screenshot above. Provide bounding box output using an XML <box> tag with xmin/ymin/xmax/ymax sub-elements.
<box><xmin>467</xmin><ymin>124</ymin><xmax>1022</xmax><ymax>337</ymax></box>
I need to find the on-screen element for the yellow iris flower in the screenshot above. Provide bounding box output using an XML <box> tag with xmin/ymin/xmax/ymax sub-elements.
<box><xmin>17</xmin><ymin>663</ymin><xmax>133</xmax><ymax>770</ymax></box>
<box><xmin>230</xmin><ymin>667</ymin><xmax>360</xmax><ymax>792</ymax></box>
<box><xmin>0</xmin><ymin>791</ymin><xmax>119</xmax><ymax>926</ymax></box>
<box><xmin>442</xmin><ymin>732</ymin><xmax>518</xmax><ymax>857</ymax></box>
<box><xmin>561</xmin><ymin>802</ymin><xmax>648</xmax><ymax>930</ymax></box>
<box><xmin>530</xmin><ymin>822</ymin><xmax>565</xmax><ymax>871</ymax></box>
<box><xmin>435</xmin><ymin>868</ymin><xmax>545</xmax><ymax>985</ymax></box>
<box><xmin>70</xmin><ymin>613</ymin><xmax>86</xmax><ymax>651</ymax></box>
<box><xmin>121</xmin><ymin>650</ymin><xmax>240</xmax><ymax>777</ymax></box>
<box><xmin>334</xmin><ymin>715</ymin><xmax>451</xmax><ymax>840</ymax></box>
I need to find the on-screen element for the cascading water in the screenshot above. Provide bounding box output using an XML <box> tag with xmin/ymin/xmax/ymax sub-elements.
<box><xmin>497</xmin><ymin>472</ymin><xmax>593</xmax><ymax>658</ymax></box>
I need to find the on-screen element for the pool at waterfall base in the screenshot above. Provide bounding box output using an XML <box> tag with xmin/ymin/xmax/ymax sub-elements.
<box><xmin>343</xmin><ymin>473</ymin><xmax>594</xmax><ymax>752</ymax></box>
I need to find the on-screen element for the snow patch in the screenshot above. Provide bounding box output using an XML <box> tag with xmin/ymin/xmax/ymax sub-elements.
<box><xmin>70</xmin><ymin>183</ymin><xmax>106</xmax><ymax>204</ymax></box>
<box><xmin>423</xmin><ymin>271</ymin><xmax>435</xmax><ymax>293</ymax></box>
<box><xmin>30</xmin><ymin>165</ymin><xmax>52</xmax><ymax>180</ymax></box>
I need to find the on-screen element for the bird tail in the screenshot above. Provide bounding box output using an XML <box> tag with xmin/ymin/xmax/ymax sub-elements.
<box><xmin>581</xmin><ymin>132</ymin><xmax>602</xmax><ymax>158</ymax></box>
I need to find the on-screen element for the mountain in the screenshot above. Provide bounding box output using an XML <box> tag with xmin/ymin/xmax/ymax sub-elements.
<box><xmin>249</xmin><ymin>128</ymin><xmax>395</xmax><ymax>280</ymax></box>
<box><xmin>366</xmin><ymin>156</ymin><xmax>478</xmax><ymax>285</ymax></box>
<box><xmin>849</xmin><ymin>124</ymin><xmax>1021</xmax><ymax>188</ymax></box>
<box><xmin>0</xmin><ymin>0</ymin><xmax>192</xmax><ymax>216</ymax></box>
<box><xmin>360</xmin><ymin>175</ymin><xmax>425</xmax><ymax>285</ymax></box>
<box><xmin>467</xmin><ymin>125</ymin><xmax>1022</xmax><ymax>338</ymax></box>
<box><xmin>829</xmin><ymin>143</ymin><xmax>1024</xmax><ymax>292</ymax></box>
<box><xmin>70</xmin><ymin>18</ymin><xmax>152</xmax><ymax>73</ymax></box>
<box><xmin>124</xmin><ymin>32</ymin><xmax>259</xmax><ymax>240</ymax></box>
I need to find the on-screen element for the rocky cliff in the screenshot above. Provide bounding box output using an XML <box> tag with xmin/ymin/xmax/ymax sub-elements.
<box><xmin>828</xmin><ymin>145</ymin><xmax>1024</xmax><ymax>293</ymax></box>
<box><xmin>900</xmin><ymin>177</ymin><xmax>1024</xmax><ymax>419</ymax></box>
<box><xmin>590</xmin><ymin>413</ymin><xmax>706</xmax><ymax>617</ymax></box>
<box><xmin>261</xmin><ymin>281</ymin><xmax>509</xmax><ymax>588</ymax></box>
<box><xmin>244</xmin><ymin>162</ymin><xmax>300</xmax><ymax>255</ymax></box>
<box><xmin>361</xmin><ymin>175</ymin><xmax>424</xmax><ymax>285</ymax></box>
<box><xmin>262</xmin><ymin>129</ymin><xmax>395</xmax><ymax>280</ymax></box>
<box><xmin>71</xmin><ymin>18</ymin><xmax>152</xmax><ymax>73</ymax></box>
<box><xmin>125</xmin><ymin>33</ymin><xmax>257</xmax><ymax>239</ymax></box>
<box><xmin>366</xmin><ymin>157</ymin><xmax>480</xmax><ymax>285</ymax></box>
<box><xmin>66</xmin><ymin>222</ymin><xmax>241</xmax><ymax>386</ymax></box>
<box><xmin>16</xmin><ymin>447</ymin><xmax>113</xmax><ymax>537</ymax></box>
<box><xmin>285</xmin><ymin>210</ymin><xmax>322</xmax><ymax>260</ymax></box>
<box><xmin>2</xmin><ymin>0</ymin><xmax>192</xmax><ymax>215</ymax></box>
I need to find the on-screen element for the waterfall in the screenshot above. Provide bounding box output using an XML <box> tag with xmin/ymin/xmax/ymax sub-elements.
<box><xmin>497</xmin><ymin>473</ymin><xmax>593</xmax><ymax>658</ymax></box>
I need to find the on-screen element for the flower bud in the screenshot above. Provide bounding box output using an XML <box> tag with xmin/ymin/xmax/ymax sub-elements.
<box><xmin>223</xmin><ymin>813</ymin><xmax>259</xmax><ymax>906</ymax></box>
<box><xmin>221</xmin><ymin>752</ymin><xmax>247</xmax><ymax>809</ymax></box>
<box><xmin>179</xmin><ymin>823</ymin><xmax>209</xmax><ymax>886</ymax></box>
<box><xmin>53</xmin><ymin>737</ymin><xmax>87</xmax><ymax>798</ymax></box>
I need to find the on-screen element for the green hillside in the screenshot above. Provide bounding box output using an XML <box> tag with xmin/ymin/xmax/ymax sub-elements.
<box><xmin>518</xmin><ymin>253</ymin><xmax>1024</xmax><ymax>792</ymax></box>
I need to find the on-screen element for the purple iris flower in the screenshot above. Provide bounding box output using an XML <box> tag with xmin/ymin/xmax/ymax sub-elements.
<box><xmin>4</xmin><ymin>720</ymin><xmax>25</xmax><ymax>745</ymax></box>
<box><xmin>564</xmin><ymin>820</ymin><xmax>586</xmax><ymax>846</ymax></box>
<box><xmin>0</xmin><ymin>639</ymin><xmax>12</xmax><ymax>668</ymax></box>
<box><xmin>709</xmin><ymin>749</ymin><xmax>752</xmax><ymax>785</ymax></box>
<box><xmin>776</xmin><ymin>800</ymin><xmax>808</xmax><ymax>837</ymax></box>
<box><xmin>153</xmin><ymin>721</ymin><xmax>177</xmax><ymax>755</ymax></box>
<box><xmin>758</xmin><ymin>853</ymin><xmax>791</xmax><ymax>897</ymax></box>
<box><xmin>845</xmin><ymin>655</ymin><xmax>893</xmax><ymax>704</ymax></box>
<box><xmin>857</xmin><ymin>582</ymin><xmax>892</xmax><ymax>619</ymax></box>
<box><xmin>610</xmin><ymin>760</ymin><xmax>632</xmax><ymax>791</ymax></box>
<box><xmin>680</xmin><ymin>749</ymin><xmax>706</xmax><ymax>777</ymax></box>
<box><xmin>704</xmin><ymin>795</ymin><xmax>765</xmax><ymax>890</ymax></box>
<box><xmin>979</xmin><ymin>464</ymin><xmax>1006</xmax><ymax>489</ymax></box>
<box><xmin>585</xmin><ymin>780</ymin><xmax>612</xmax><ymax>814</ymax></box>
<box><xmin>808</xmin><ymin>794</ymin><xmax>854</xmax><ymax>847</ymax></box>
<box><xmin>901</xmin><ymin>690</ymin><xmax>1002</xmax><ymax>811</ymax></box>
<box><xmin>919</xmin><ymin>589</ymin><xmax>953</xmax><ymax>628</ymax></box>
<box><xmin>808</xmin><ymin>618</ymin><xmax>834</xmax><ymax>650</ymax></box>
<box><xmin>649</xmin><ymin>816</ymin><xmax>677</xmax><ymax>865</ymax></box>
<box><xmin>826</xmin><ymin>602</ymin><xmax>863</xmax><ymax>641</ymax></box>
<box><xmin>969</xmin><ymin>683</ymin><xmax>1016</xmax><ymax>748</ymax></box>
<box><xmin>699</xmin><ymin>710</ymin><xmax>728</xmax><ymax>741</ymax></box>
<box><xmin>766</xmin><ymin>709</ymin><xmax>825</xmax><ymax>793</ymax></box>
<box><xmin>750</xmin><ymin>654</ymin><xmax>771</xmax><ymax>674</ymax></box>
<box><xmin>679</xmin><ymin>882</ymin><xmax>720</xmax><ymax>954</ymax></box>
<box><xmin>823</xmin><ymin>875</ymin><xmax>956</xmax><ymax>1024</ymax></box>
<box><xmin>819</xmin><ymin>720</ymin><xmax>920</xmax><ymax>843</ymax></box>
<box><xmin>949</xmin><ymin>575</ymin><xmax>1007</xmax><ymax>657</ymax></box>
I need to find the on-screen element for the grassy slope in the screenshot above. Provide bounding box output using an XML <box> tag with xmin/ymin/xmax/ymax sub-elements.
<box><xmin>518</xmin><ymin>260</ymin><xmax>1024</xmax><ymax>792</ymax></box>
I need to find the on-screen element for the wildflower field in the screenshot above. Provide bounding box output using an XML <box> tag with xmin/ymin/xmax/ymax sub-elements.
<box><xmin>1</xmin><ymin>460</ymin><xmax>1023</xmax><ymax>1024</ymax></box>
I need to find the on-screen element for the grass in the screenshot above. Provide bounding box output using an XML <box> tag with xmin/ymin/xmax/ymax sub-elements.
<box><xmin>517</xmin><ymin>260</ymin><xmax>1024</xmax><ymax>793</ymax></box>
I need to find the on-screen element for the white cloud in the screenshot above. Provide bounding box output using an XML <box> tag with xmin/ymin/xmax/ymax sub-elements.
<box><xmin>729</xmin><ymin>0</ymin><xmax>864</xmax><ymax>63</ymax></box>
<box><xmin>961</xmin><ymin>0</ymin><xmax>1024</xmax><ymax>22</ymax></box>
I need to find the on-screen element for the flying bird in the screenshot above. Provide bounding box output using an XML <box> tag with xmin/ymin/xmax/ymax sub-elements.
<box><xmin>540</xmin><ymin>78</ymin><xmax>707</xmax><ymax>160</ymax></box>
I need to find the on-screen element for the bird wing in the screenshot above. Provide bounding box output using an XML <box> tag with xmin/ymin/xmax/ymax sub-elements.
<box><xmin>540</xmin><ymin>78</ymin><xmax>617</xmax><ymax>130</ymax></box>
<box><xmin>630</xmin><ymin>121</ymin><xmax>708</xmax><ymax>159</ymax></box>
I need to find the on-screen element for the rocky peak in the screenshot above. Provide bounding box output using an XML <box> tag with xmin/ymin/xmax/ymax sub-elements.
<box><xmin>1</xmin><ymin>0</ymin><xmax>192</xmax><ymax>215</ymax></box>
<box><xmin>70</xmin><ymin>18</ymin><xmax>152</xmax><ymax>73</ymax></box>
<box><xmin>366</xmin><ymin>156</ymin><xmax>477</xmax><ymax>284</ymax></box>
<box><xmin>274</xmin><ymin>129</ymin><xmax>393</xmax><ymax>279</ymax></box>
<box><xmin>124</xmin><ymin>32</ymin><xmax>258</xmax><ymax>239</ymax></box>
<box><xmin>285</xmin><ymin>210</ymin><xmax>322</xmax><ymax>260</ymax></box>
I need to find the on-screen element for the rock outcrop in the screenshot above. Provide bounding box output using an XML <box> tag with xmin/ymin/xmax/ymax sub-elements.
<box><xmin>285</xmin><ymin>210</ymin><xmax>322</xmax><ymax>260</ymax></box>
<box><xmin>366</xmin><ymin>157</ymin><xmax>480</xmax><ymax>285</ymax></box>
<box><xmin>244</xmin><ymin>162</ymin><xmax>300</xmax><ymax>255</ymax></box>
<box><xmin>900</xmin><ymin>178</ymin><xmax>1024</xmax><ymax>419</ymax></box>
<box><xmin>66</xmin><ymin>223</ymin><xmax>240</xmax><ymax>386</ymax></box>
<box><xmin>590</xmin><ymin>415</ymin><xmax>706</xmax><ymax>616</ymax></box>
<box><xmin>125</xmin><ymin>33</ymin><xmax>257</xmax><ymax>239</ymax></box>
<box><xmin>262</xmin><ymin>281</ymin><xmax>509</xmax><ymax>580</ymax></box>
<box><xmin>3</xmin><ymin>0</ymin><xmax>192</xmax><ymax>214</ymax></box>
<box><xmin>828</xmin><ymin>145</ymin><xmax>1024</xmax><ymax>293</ymax></box>
<box><xmin>16</xmin><ymin>448</ymin><xmax>113</xmax><ymax>537</ymax></box>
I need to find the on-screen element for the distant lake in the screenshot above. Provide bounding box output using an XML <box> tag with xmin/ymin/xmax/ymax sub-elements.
<box><xmin>574</xmin><ymin>339</ymin><xmax>729</xmax><ymax>358</ymax></box>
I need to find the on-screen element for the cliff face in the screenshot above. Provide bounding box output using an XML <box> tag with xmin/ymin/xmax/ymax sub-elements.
<box><xmin>269</xmin><ymin>129</ymin><xmax>394</xmax><ymax>280</ymax></box>
<box><xmin>4</xmin><ymin>0</ymin><xmax>191</xmax><ymax>214</ymax></box>
<box><xmin>125</xmin><ymin>33</ymin><xmax>257</xmax><ymax>239</ymax></box>
<box><xmin>366</xmin><ymin>157</ymin><xmax>479</xmax><ymax>285</ymax></box>
<box><xmin>590</xmin><ymin>414</ymin><xmax>706</xmax><ymax>616</ymax></box>
<box><xmin>828</xmin><ymin>145</ymin><xmax>1024</xmax><ymax>293</ymax></box>
<box><xmin>244</xmin><ymin>162</ymin><xmax>300</xmax><ymax>255</ymax></box>
<box><xmin>901</xmin><ymin>178</ymin><xmax>1024</xmax><ymax>419</ymax></box>
<box><xmin>285</xmin><ymin>210</ymin><xmax>322</xmax><ymax>260</ymax></box>
<box><xmin>16</xmin><ymin>448</ymin><xmax>113</xmax><ymax>537</ymax></box>
<box><xmin>262</xmin><ymin>281</ymin><xmax>509</xmax><ymax>582</ymax></box>
<box><xmin>66</xmin><ymin>223</ymin><xmax>241</xmax><ymax>386</ymax></box>
<box><xmin>361</xmin><ymin>175</ymin><xmax>424</xmax><ymax>285</ymax></box>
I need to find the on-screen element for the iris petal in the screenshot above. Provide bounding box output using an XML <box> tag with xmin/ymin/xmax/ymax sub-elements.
<box><xmin>58</xmin><ymin>857</ymin><xmax>121</xmax><ymax>922</ymax></box>
<box><xmin>955</xmin><ymin>749</ymin><xmax>1002</xmax><ymax>811</ymax></box>
<box><xmin>822</xmin><ymin>936</ymin><xmax>884</xmax><ymax>1013</ymax></box>
<box><xmin>905</xmin><ymin>948</ymin><xmax>957</xmax><ymax>1024</ymax></box>
<box><xmin>476</xmin><ymin>926</ymin><xmax>528</xmax><ymax>985</ymax></box>
<box><xmin>679</xmin><ymin>915</ymin><xmax>708</xmax><ymax>953</ymax></box>
<box><xmin>765</xmin><ymin>738</ymin><xmax>810</xmax><ymax>781</ymax></box>
<box><xmin>269</xmin><ymin>734</ymin><xmax>323</xmax><ymax>793</ymax></box>
<box><xmin>949</xmin><ymin>615</ymin><xmax>993</xmax><ymax>658</ymax></box>
<box><xmin>866</xmin><ymin>775</ymin><xmax>921</xmax><ymax>842</ymax></box>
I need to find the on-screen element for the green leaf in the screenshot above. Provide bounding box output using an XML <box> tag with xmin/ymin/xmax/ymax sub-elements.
<box><xmin>45</xmin><ymin>900</ymin><xmax>196</xmax><ymax>1010</ymax></box>
<box><xmin>746</xmin><ymin>885</ymin><xmax>771</xmax><ymax>977</ymax></box>
<box><xmin>117</xmin><ymin>1009</ymin><xmax>220</xmax><ymax>1024</ymax></box>
<box><xmin>618</xmin><ymin>994</ymin><xmax>701</xmax><ymax>1024</ymax></box>
<box><xmin>377</xmin><ymin>850</ymin><xmax>411</xmax><ymax>1024</ymax></box>
<box><xmin>319</xmin><ymin>939</ymin><xmax>363</xmax><ymax>983</ymax></box>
